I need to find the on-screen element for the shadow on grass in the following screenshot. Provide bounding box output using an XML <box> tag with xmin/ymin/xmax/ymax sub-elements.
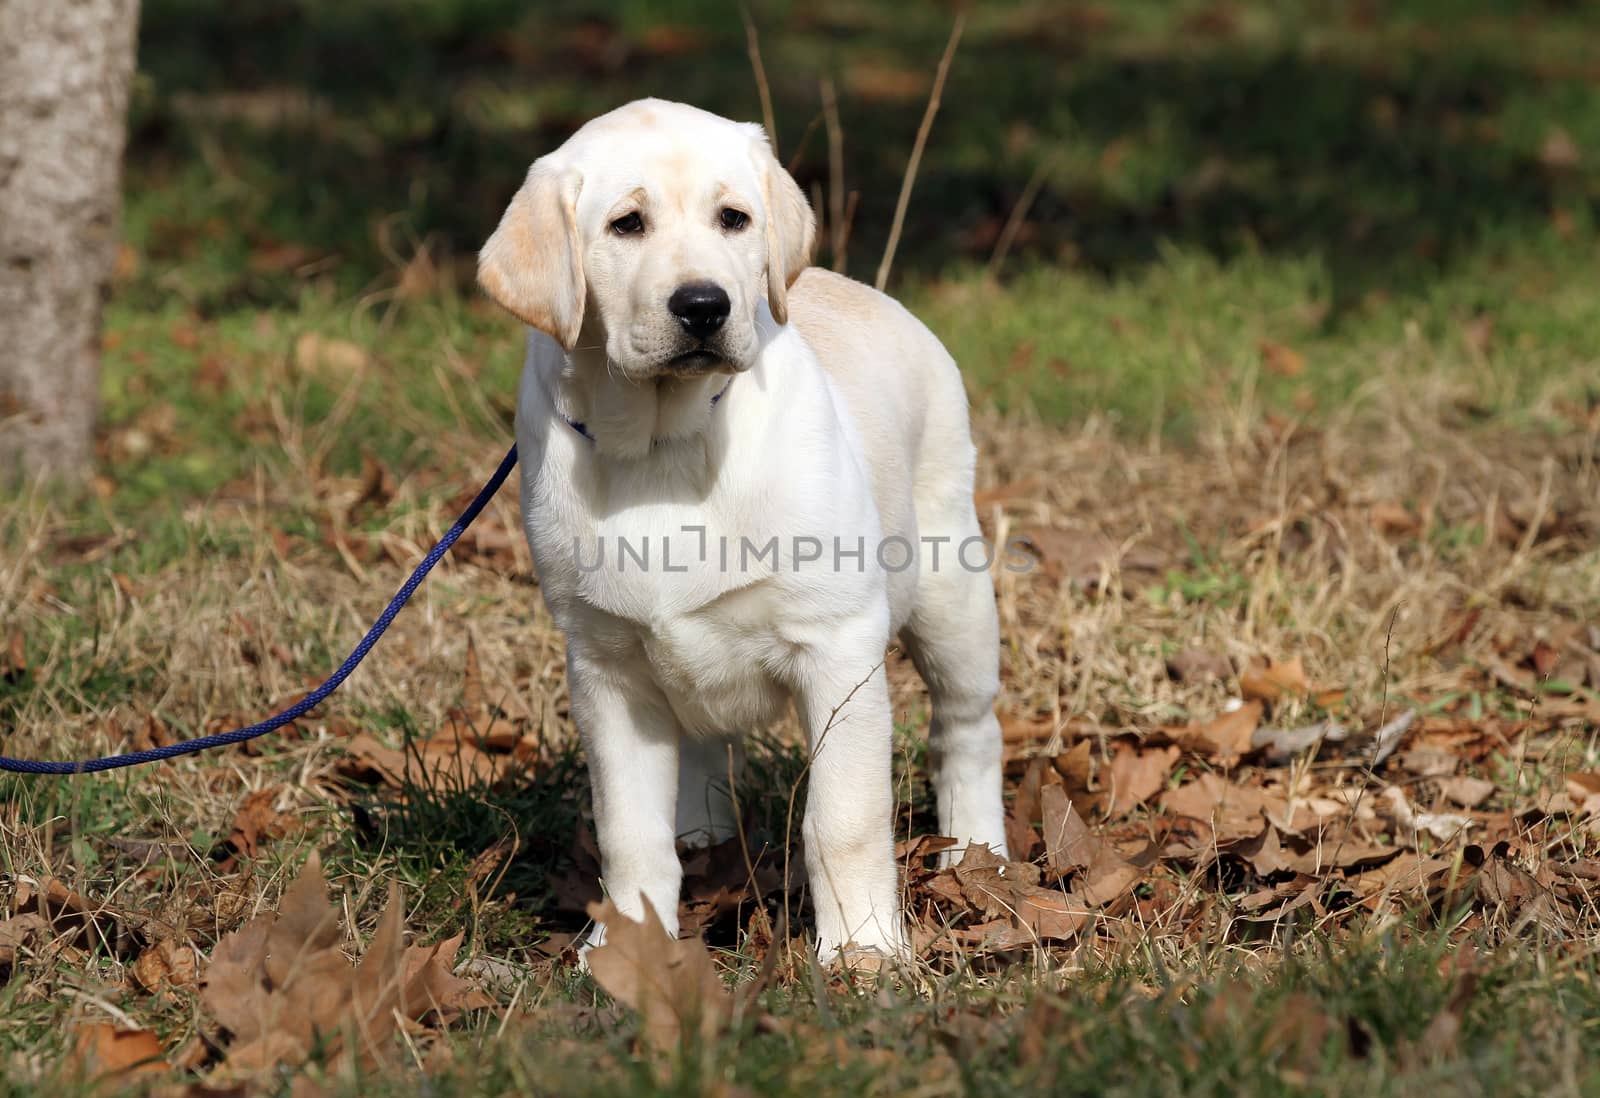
<box><xmin>130</xmin><ymin>1</ymin><xmax>1600</xmax><ymax>319</ymax></box>
<box><xmin>337</xmin><ymin>712</ymin><xmax>814</xmax><ymax>952</ymax></box>
<box><xmin>338</xmin><ymin>717</ymin><xmax>590</xmax><ymax>950</ymax></box>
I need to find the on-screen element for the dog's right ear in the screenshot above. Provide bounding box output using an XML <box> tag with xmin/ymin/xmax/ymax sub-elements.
<box><xmin>478</xmin><ymin>161</ymin><xmax>585</xmax><ymax>351</ymax></box>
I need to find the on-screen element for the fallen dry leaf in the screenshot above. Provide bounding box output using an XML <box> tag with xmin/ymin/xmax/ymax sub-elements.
<box><xmin>1259</xmin><ymin>340</ymin><xmax>1307</xmax><ymax>378</ymax></box>
<box><xmin>1</xmin><ymin>628</ymin><xmax>24</xmax><ymax>682</ymax></box>
<box><xmin>1103</xmin><ymin>744</ymin><xmax>1179</xmax><ymax>815</ymax></box>
<box><xmin>1370</xmin><ymin>501</ymin><xmax>1422</xmax><ymax>538</ymax></box>
<box><xmin>1539</xmin><ymin>126</ymin><xmax>1581</xmax><ymax>170</ymax></box>
<box><xmin>129</xmin><ymin>714</ymin><xmax>176</xmax><ymax>753</ymax></box>
<box><xmin>131</xmin><ymin>936</ymin><xmax>201</xmax><ymax>994</ymax></box>
<box><xmin>1238</xmin><ymin>823</ymin><xmax>1294</xmax><ymax>876</ymax></box>
<box><xmin>842</xmin><ymin>61</ymin><xmax>930</xmax><ymax>103</ymax></box>
<box><xmin>1011</xmin><ymin>527</ymin><xmax>1165</xmax><ymax>590</ymax></box>
<box><xmin>1566</xmin><ymin>771</ymin><xmax>1600</xmax><ymax>798</ymax></box>
<box><xmin>248</xmin><ymin>238</ymin><xmax>316</xmax><ymax>275</ymax></box>
<box><xmin>336</xmin><ymin>643</ymin><xmax>537</xmax><ymax>790</ymax></box>
<box><xmin>972</xmin><ymin>477</ymin><xmax>1043</xmax><ymax>509</ymax></box>
<box><xmin>939</xmin><ymin>842</ymin><xmax>1090</xmax><ymax>945</ymax></box>
<box><xmin>337</xmin><ymin>730</ymin><xmax>507</xmax><ymax>788</ymax></box>
<box><xmin>585</xmin><ymin>896</ymin><xmax>732</xmax><ymax>1053</ymax></box>
<box><xmin>228</xmin><ymin>787</ymin><xmax>289</xmax><ymax>859</ymax></box>
<box><xmin>0</xmin><ymin>912</ymin><xmax>47</xmax><ymax>972</ymax></box>
<box><xmin>1369</xmin><ymin>709</ymin><xmax>1417</xmax><ymax>767</ymax></box>
<box><xmin>200</xmin><ymin>853</ymin><xmax>491</xmax><ymax>1084</ymax></box>
<box><xmin>1179</xmin><ymin>701</ymin><xmax>1264</xmax><ymax>764</ymax></box>
<box><xmin>70</xmin><ymin>1023</ymin><xmax>169</xmax><ymax>1082</ymax></box>
<box><xmin>293</xmin><ymin>332</ymin><xmax>371</xmax><ymax>375</ymax></box>
<box><xmin>1042</xmin><ymin>785</ymin><xmax>1141</xmax><ymax>906</ymax></box>
<box><xmin>1438</xmin><ymin>776</ymin><xmax>1497</xmax><ymax>809</ymax></box>
<box><xmin>1166</xmin><ymin>646</ymin><xmax>1232</xmax><ymax>683</ymax></box>
<box><xmin>11</xmin><ymin>877</ymin><xmax>142</xmax><ymax>959</ymax></box>
<box><xmin>1163</xmin><ymin>772</ymin><xmax>1283</xmax><ymax>843</ymax></box>
<box><xmin>1382</xmin><ymin>787</ymin><xmax>1475</xmax><ymax>846</ymax></box>
<box><xmin>1053</xmin><ymin>739</ymin><xmax>1094</xmax><ymax>789</ymax></box>
<box><xmin>1252</xmin><ymin>719</ymin><xmax>1348</xmax><ymax>763</ymax></box>
<box><xmin>1349</xmin><ymin>852</ymin><xmax>1452</xmax><ymax>903</ymax></box>
<box><xmin>1400</xmin><ymin>745</ymin><xmax>1459</xmax><ymax>777</ymax></box>
<box><xmin>1239</xmin><ymin>656</ymin><xmax>1310</xmax><ymax>704</ymax></box>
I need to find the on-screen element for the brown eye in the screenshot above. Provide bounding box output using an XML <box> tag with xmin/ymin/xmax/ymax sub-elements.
<box><xmin>720</xmin><ymin>207</ymin><xmax>750</xmax><ymax>232</ymax></box>
<box><xmin>610</xmin><ymin>212</ymin><xmax>644</xmax><ymax>236</ymax></box>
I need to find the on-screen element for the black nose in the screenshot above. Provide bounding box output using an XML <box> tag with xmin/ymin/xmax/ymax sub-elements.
<box><xmin>667</xmin><ymin>282</ymin><xmax>730</xmax><ymax>340</ymax></box>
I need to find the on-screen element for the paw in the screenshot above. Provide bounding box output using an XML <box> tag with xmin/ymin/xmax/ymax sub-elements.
<box><xmin>825</xmin><ymin>945</ymin><xmax>898</xmax><ymax>975</ymax></box>
<box><xmin>815</xmin><ymin>921</ymin><xmax>910</xmax><ymax>970</ymax></box>
<box><xmin>575</xmin><ymin>924</ymin><xmax>605</xmax><ymax>972</ymax></box>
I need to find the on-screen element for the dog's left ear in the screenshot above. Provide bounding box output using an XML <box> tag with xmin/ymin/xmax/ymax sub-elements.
<box><xmin>749</xmin><ymin>129</ymin><xmax>815</xmax><ymax>326</ymax></box>
<box><xmin>478</xmin><ymin>159</ymin><xmax>586</xmax><ymax>350</ymax></box>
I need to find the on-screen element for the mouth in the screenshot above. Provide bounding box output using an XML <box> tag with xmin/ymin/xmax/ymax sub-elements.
<box><xmin>665</xmin><ymin>348</ymin><xmax>727</xmax><ymax>373</ymax></box>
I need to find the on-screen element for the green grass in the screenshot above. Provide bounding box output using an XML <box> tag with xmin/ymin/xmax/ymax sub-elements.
<box><xmin>340</xmin><ymin>721</ymin><xmax>587</xmax><ymax>949</ymax></box>
<box><xmin>97</xmin><ymin>290</ymin><xmax>523</xmax><ymax>509</ymax></box>
<box><xmin>911</xmin><ymin>233</ymin><xmax>1599</xmax><ymax>431</ymax></box>
<box><xmin>117</xmin><ymin>927</ymin><xmax>1600</xmax><ymax>1097</ymax></box>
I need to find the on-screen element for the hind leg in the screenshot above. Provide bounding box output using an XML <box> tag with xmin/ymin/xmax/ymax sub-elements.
<box><xmin>675</xmin><ymin>734</ymin><xmax>744</xmax><ymax>846</ymax></box>
<box><xmin>900</xmin><ymin>517</ymin><xmax>1009</xmax><ymax>863</ymax></box>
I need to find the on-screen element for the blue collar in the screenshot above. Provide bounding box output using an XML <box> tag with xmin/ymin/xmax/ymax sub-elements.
<box><xmin>561</xmin><ymin>379</ymin><xmax>732</xmax><ymax>443</ymax></box>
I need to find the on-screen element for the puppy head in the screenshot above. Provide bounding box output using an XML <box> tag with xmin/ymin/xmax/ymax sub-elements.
<box><xmin>478</xmin><ymin>99</ymin><xmax>815</xmax><ymax>381</ymax></box>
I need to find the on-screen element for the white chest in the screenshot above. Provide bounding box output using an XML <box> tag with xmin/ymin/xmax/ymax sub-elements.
<box><xmin>513</xmin><ymin>340</ymin><xmax>890</xmax><ymax>737</ymax></box>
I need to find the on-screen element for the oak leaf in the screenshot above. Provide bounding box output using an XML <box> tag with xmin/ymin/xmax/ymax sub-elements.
<box><xmin>584</xmin><ymin>897</ymin><xmax>732</xmax><ymax>1053</ymax></box>
<box><xmin>1104</xmin><ymin>744</ymin><xmax>1179</xmax><ymax>815</ymax></box>
<box><xmin>1042</xmin><ymin>785</ymin><xmax>1140</xmax><ymax>906</ymax></box>
<box><xmin>1180</xmin><ymin>701</ymin><xmax>1264</xmax><ymax>764</ymax></box>
<box><xmin>199</xmin><ymin>854</ymin><xmax>491</xmax><ymax>1084</ymax></box>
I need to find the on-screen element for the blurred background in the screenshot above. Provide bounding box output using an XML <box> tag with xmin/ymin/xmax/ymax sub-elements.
<box><xmin>106</xmin><ymin>0</ymin><xmax>1599</xmax><ymax>494</ymax></box>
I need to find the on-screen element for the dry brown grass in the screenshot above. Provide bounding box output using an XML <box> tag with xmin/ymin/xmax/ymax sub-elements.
<box><xmin>975</xmin><ymin>374</ymin><xmax>1598</xmax><ymax>734</ymax></box>
<box><xmin>2</xmin><ymin>372</ymin><xmax>1598</xmax><ymax>1090</ymax></box>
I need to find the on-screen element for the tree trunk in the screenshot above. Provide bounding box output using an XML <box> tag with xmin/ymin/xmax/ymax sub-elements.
<box><xmin>0</xmin><ymin>0</ymin><xmax>139</xmax><ymax>483</ymax></box>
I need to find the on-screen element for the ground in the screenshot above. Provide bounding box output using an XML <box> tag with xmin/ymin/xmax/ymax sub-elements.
<box><xmin>3</xmin><ymin>1</ymin><xmax>1600</xmax><ymax>1094</ymax></box>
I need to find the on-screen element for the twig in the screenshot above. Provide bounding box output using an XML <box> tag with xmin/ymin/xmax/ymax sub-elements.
<box><xmin>1378</xmin><ymin>604</ymin><xmax>1401</xmax><ymax>736</ymax></box>
<box><xmin>784</xmin><ymin>113</ymin><xmax>824</xmax><ymax>174</ymax></box>
<box><xmin>836</xmin><ymin>191</ymin><xmax>860</xmax><ymax>271</ymax></box>
<box><xmin>987</xmin><ymin>153</ymin><xmax>1058</xmax><ymax>277</ymax></box>
<box><xmin>726</xmin><ymin>740</ymin><xmax>769</xmax><ymax>922</ymax></box>
<box><xmin>820</xmin><ymin>76</ymin><xmax>848</xmax><ymax>272</ymax></box>
<box><xmin>61</xmin><ymin>989</ymin><xmax>143</xmax><ymax>1031</ymax></box>
<box><xmin>1328</xmin><ymin>603</ymin><xmax>1404</xmax><ymax>871</ymax></box>
<box><xmin>875</xmin><ymin>12</ymin><xmax>966</xmax><ymax>291</ymax></box>
<box><xmin>740</xmin><ymin>3</ymin><xmax>778</xmax><ymax>146</ymax></box>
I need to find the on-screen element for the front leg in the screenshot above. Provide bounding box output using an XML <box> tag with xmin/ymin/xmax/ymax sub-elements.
<box><xmin>790</xmin><ymin>615</ymin><xmax>907</xmax><ymax>964</ymax></box>
<box><xmin>568</xmin><ymin>646</ymin><xmax>683</xmax><ymax>949</ymax></box>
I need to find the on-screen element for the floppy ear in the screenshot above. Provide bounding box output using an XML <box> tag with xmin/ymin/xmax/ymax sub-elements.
<box><xmin>750</xmin><ymin>132</ymin><xmax>816</xmax><ymax>326</ymax></box>
<box><xmin>478</xmin><ymin>160</ymin><xmax>585</xmax><ymax>350</ymax></box>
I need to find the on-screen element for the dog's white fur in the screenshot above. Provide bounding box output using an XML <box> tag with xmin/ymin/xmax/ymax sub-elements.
<box><xmin>480</xmin><ymin>99</ymin><xmax>1007</xmax><ymax>962</ymax></box>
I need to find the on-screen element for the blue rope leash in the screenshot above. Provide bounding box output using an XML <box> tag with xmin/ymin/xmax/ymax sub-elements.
<box><xmin>0</xmin><ymin>445</ymin><xmax>519</xmax><ymax>776</ymax></box>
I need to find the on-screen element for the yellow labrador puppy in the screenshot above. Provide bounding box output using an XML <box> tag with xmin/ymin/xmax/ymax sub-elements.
<box><xmin>479</xmin><ymin>99</ymin><xmax>1007</xmax><ymax>963</ymax></box>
